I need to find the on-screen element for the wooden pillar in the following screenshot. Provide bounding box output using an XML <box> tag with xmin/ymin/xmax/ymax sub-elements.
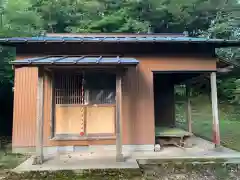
<box><xmin>116</xmin><ymin>71</ymin><xmax>124</xmax><ymax>162</ymax></box>
<box><xmin>210</xmin><ymin>72</ymin><xmax>221</xmax><ymax>147</ymax></box>
<box><xmin>50</xmin><ymin>72</ymin><xmax>55</xmax><ymax>138</ymax></box>
<box><xmin>186</xmin><ymin>84</ymin><xmax>192</xmax><ymax>133</ymax></box>
<box><xmin>34</xmin><ymin>67</ymin><xmax>44</xmax><ymax>164</ymax></box>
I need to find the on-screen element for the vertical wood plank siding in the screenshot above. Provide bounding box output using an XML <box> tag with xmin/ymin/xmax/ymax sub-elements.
<box><xmin>12</xmin><ymin>56</ymin><xmax>216</xmax><ymax>147</ymax></box>
<box><xmin>12</xmin><ymin>67</ymin><xmax>38</xmax><ymax>147</ymax></box>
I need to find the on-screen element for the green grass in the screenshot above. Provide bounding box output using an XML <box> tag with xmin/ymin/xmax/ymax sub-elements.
<box><xmin>0</xmin><ymin>151</ymin><xmax>27</xmax><ymax>179</ymax></box>
<box><xmin>176</xmin><ymin>96</ymin><xmax>240</xmax><ymax>151</ymax></box>
<box><xmin>0</xmin><ymin>152</ymin><xmax>27</xmax><ymax>170</ymax></box>
<box><xmin>191</xmin><ymin>120</ymin><xmax>240</xmax><ymax>151</ymax></box>
<box><xmin>0</xmin><ymin>138</ymin><xmax>28</xmax><ymax>179</ymax></box>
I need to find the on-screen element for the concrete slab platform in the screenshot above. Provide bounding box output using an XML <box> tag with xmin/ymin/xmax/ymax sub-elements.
<box><xmin>13</xmin><ymin>156</ymin><xmax>139</xmax><ymax>172</ymax></box>
<box><xmin>13</xmin><ymin>136</ymin><xmax>240</xmax><ymax>172</ymax></box>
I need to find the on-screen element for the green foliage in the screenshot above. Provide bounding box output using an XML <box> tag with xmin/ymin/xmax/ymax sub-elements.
<box><xmin>0</xmin><ymin>0</ymin><xmax>43</xmax><ymax>37</ymax></box>
<box><xmin>28</xmin><ymin>0</ymin><xmax>240</xmax><ymax>35</ymax></box>
<box><xmin>218</xmin><ymin>78</ymin><xmax>237</xmax><ymax>102</ymax></box>
<box><xmin>0</xmin><ymin>0</ymin><xmax>238</xmax><ymax>37</ymax></box>
<box><xmin>203</xmin><ymin>1</ymin><xmax>240</xmax><ymax>65</ymax></box>
<box><xmin>0</xmin><ymin>46</ymin><xmax>14</xmax><ymax>84</ymax></box>
<box><xmin>0</xmin><ymin>0</ymin><xmax>43</xmax><ymax>84</ymax></box>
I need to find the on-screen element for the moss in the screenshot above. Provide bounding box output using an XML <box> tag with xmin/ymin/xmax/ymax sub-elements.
<box><xmin>140</xmin><ymin>162</ymin><xmax>240</xmax><ymax>180</ymax></box>
<box><xmin>4</xmin><ymin>169</ymin><xmax>143</xmax><ymax>180</ymax></box>
<box><xmin>140</xmin><ymin>158</ymin><xmax>227</xmax><ymax>165</ymax></box>
<box><xmin>2</xmin><ymin>163</ymin><xmax>240</xmax><ymax>179</ymax></box>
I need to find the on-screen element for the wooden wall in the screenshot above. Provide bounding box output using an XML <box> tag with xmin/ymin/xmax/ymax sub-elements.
<box><xmin>55</xmin><ymin>105</ymin><xmax>115</xmax><ymax>135</ymax></box>
<box><xmin>86</xmin><ymin>106</ymin><xmax>115</xmax><ymax>135</ymax></box>
<box><xmin>12</xmin><ymin>67</ymin><xmax>38</xmax><ymax>147</ymax></box>
<box><xmin>12</xmin><ymin>56</ymin><xmax>216</xmax><ymax>148</ymax></box>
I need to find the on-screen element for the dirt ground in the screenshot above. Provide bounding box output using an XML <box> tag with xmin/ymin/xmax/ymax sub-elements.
<box><xmin>1</xmin><ymin>163</ymin><xmax>240</xmax><ymax>180</ymax></box>
<box><xmin>140</xmin><ymin>163</ymin><xmax>240</xmax><ymax>180</ymax></box>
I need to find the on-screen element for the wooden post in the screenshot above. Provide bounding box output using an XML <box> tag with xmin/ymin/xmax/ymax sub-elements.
<box><xmin>116</xmin><ymin>71</ymin><xmax>124</xmax><ymax>162</ymax></box>
<box><xmin>186</xmin><ymin>84</ymin><xmax>192</xmax><ymax>133</ymax></box>
<box><xmin>50</xmin><ymin>71</ymin><xmax>55</xmax><ymax>138</ymax></box>
<box><xmin>210</xmin><ymin>72</ymin><xmax>221</xmax><ymax>148</ymax></box>
<box><xmin>34</xmin><ymin>67</ymin><xmax>44</xmax><ymax>164</ymax></box>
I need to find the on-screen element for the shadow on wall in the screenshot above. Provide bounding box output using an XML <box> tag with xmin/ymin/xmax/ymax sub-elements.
<box><xmin>0</xmin><ymin>83</ymin><xmax>13</xmax><ymax>137</ymax></box>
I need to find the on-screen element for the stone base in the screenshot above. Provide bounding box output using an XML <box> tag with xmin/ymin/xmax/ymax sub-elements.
<box><xmin>214</xmin><ymin>145</ymin><xmax>224</xmax><ymax>152</ymax></box>
<box><xmin>32</xmin><ymin>155</ymin><xmax>43</xmax><ymax>165</ymax></box>
<box><xmin>116</xmin><ymin>153</ymin><xmax>124</xmax><ymax>162</ymax></box>
<box><xmin>12</xmin><ymin>144</ymin><xmax>155</xmax><ymax>155</ymax></box>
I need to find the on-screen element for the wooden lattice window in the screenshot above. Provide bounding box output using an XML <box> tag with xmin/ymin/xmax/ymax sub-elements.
<box><xmin>54</xmin><ymin>72</ymin><xmax>116</xmax><ymax>105</ymax></box>
<box><xmin>55</xmin><ymin>73</ymin><xmax>84</xmax><ymax>104</ymax></box>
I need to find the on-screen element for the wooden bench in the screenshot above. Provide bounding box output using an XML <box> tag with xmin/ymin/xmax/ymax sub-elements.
<box><xmin>155</xmin><ymin>127</ymin><xmax>193</xmax><ymax>151</ymax></box>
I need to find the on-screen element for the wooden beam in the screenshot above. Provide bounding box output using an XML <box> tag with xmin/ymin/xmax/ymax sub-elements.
<box><xmin>34</xmin><ymin>67</ymin><xmax>44</xmax><ymax>165</ymax></box>
<box><xmin>115</xmin><ymin>71</ymin><xmax>124</xmax><ymax>162</ymax></box>
<box><xmin>186</xmin><ymin>84</ymin><xmax>192</xmax><ymax>133</ymax></box>
<box><xmin>210</xmin><ymin>72</ymin><xmax>221</xmax><ymax>148</ymax></box>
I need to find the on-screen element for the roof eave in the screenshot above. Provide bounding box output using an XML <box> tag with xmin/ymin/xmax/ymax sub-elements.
<box><xmin>1</xmin><ymin>39</ymin><xmax>240</xmax><ymax>47</ymax></box>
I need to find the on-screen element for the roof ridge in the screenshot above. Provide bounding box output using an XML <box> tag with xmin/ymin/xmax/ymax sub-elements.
<box><xmin>46</xmin><ymin>33</ymin><xmax>187</xmax><ymax>38</ymax></box>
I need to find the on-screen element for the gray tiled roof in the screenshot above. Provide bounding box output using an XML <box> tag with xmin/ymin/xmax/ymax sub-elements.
<box><xmin>12</xmin><ymin>56</ymin><xmax>139</xmax><ymax>65</ymax></box>
<box><xmin>0</xmin><ymin>36</ymin><xmax>239</xmax><ymax>47</ymax></box>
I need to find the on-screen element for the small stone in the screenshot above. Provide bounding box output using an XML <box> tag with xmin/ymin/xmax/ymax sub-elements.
<box><xmin>154</xmin><ymin>144</ymin><xmax>161</xmax><ymax>152</ymax></box>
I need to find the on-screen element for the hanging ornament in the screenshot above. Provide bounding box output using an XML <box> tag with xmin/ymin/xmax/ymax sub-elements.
<box><xmin>80</xmin><ymin>71</ymin><xmax>85</xmax><ymax>136</ymax></box>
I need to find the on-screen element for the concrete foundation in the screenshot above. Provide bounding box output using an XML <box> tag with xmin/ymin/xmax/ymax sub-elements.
<box><xmin>13</xmin><ymin>137</ymin><xmax>240</xmax><ymax>172</ymax></box>
<box><xmin>12</xmin><ymin>144</ymin><xmax>155</xmax><ymax>155</ymax></box>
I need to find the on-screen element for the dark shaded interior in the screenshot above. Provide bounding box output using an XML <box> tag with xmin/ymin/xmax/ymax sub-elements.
<box><xmin>153</xmin><ymin>72</ymin><xmax>202</xmax><ymax>127</ymax></box>
<box><xmin>0</xmin><ymin>83</ymin><xmax>13</xmax><ymax>137</ymax></box>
